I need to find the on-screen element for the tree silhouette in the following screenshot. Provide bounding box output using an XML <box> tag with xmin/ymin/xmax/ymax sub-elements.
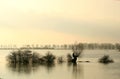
<box><xmin>71</xmin><ymin>43</ymin><xmax>84</xmax><ymax>63</ymax></box>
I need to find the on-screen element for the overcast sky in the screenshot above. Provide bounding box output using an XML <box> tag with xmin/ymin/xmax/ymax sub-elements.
<box><xmin>0</xmin><ymin>0</ymin><xmax>120</xmax><ymax>45</ymax></box>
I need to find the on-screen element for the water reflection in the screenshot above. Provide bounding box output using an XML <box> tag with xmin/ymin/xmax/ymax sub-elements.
<box><xmin>1</xmin><ymin>50</ymin><xmax>120</xmax><ymax>79</ymax></box>
<box><xmin>7</xmin><ymin>63</ymin><xmax>38</xmax><ymax>74</ymax></box>
<box><xmin>7</xmin><ymin>61</ymin><xmax>83</xmax><ymax>79</ymax></box>
<box><xmin>40</xmin><ymin>63</ymin><xmax>55</xmax><ymax>73</ymax></box>
<box><xmin>7</xmin><ymin>63</ymin><xmax>55</xmax><ymax>74</ymax></box>
<box><xmin>67</xmin><ymin>62</ymin><xmax>84</xmax><ymax>79</ymax></box>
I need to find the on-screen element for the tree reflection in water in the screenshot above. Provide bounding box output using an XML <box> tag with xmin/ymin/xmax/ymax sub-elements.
<box><xmin>7</xmin><ymin>63</ymin><xmax>38</xmax><ymax>74</ymax></box>
<box><xmin>67</xmin><ymin>62</ymin><xmax>84</xmax><ymax>79</ymax></box>
<box><xmin>7</xmin><ymin>63</ymin><xmax>55</xmax><ymax>74</ymax></box>
<box><xmin>7</xmin><ymin>62</ymin><xmax>83</xmax><ymax>79</ymax></box>
<box><xmin>40</xmin><ymin>63</ymin><xmax>55</xmax><ymax>73</ymax></box>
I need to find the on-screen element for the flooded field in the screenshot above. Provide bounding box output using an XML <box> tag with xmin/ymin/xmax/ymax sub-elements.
<box><xmin>0</xmin><ymin>49</ymin><xmax>120</xmax><ymax>79</ymax></box>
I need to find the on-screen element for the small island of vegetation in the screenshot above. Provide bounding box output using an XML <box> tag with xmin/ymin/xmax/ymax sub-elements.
<box><xmin>7</xmin><ymin>49</ymin><xmax>56</xmax><ymax>65</ymax></box>
<box><xmin>99</xmin><ymin>55</ymin><xmax>114</xmax><ymax>64</ymax></box>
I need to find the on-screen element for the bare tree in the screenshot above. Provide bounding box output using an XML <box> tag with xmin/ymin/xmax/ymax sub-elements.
<box><xmin>72</xmin><ymin>43</ymin><xmax>84</xmax><ymax>63</ymax></box>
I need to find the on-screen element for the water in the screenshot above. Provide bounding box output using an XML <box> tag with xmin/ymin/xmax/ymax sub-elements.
<box><xmin>0</xmin><ymin>49</ymin><xmax>120</xmax><ymax>79</ymax></box>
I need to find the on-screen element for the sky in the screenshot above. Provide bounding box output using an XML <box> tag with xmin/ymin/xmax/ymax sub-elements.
<box><xmin>0</xmin><ymin>0</ymin><xmax>120</xmax><ymax>45</ymax></box>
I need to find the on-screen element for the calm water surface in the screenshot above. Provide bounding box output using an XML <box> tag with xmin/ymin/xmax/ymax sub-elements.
<box><xmin>0</xmin><ymin>50</ymin><xmax>120</xmax><ymax>79</ymax></box>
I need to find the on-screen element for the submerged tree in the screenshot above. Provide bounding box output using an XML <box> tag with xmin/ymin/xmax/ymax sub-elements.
<box><xmin>7</xmin><ymin>49</ymin><xmax>56</xmax><ymax>74</ymax></box>
<box><xmin>99</xmin><ymin>55</ymin><xmax>114</xmax><ymax>64</ymax></box>
<box><xmin>67</xmin><ymin>53</ymin><xmax>73</xmax><ymax>62</ymax></box>
<box><xmin>42</xmin><ymin>52</ymin><xmax>56</xmax><ymax>64</ymax></box>
<box><xmin>7</xmin><ymin>49</ymin><xmax>33</xmax><ymax>64</ymax></box>
<box><xmin>72</xmin><ymin>43</ymin><xmax>84</xmax><ymax>63</ymax></box>
<box><xmin>7</xmin><ymin>50</ymin><xmax>56</xmax><ymax>65</ymax></box>
<box><xmin>67</xmin><ymin>43</ymin><xmax>84</xmax><ymax>63</ymax></box>
<box><xmin>57</xmin><ymin>56</ymin><xmax>64</xmax><ymax>63</ymax></box>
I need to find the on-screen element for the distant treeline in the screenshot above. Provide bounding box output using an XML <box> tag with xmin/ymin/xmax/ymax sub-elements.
<box><xmin>21</xmin><ymin>43</ymin><xmax>120</xmax><ymax>50</ymax></box>
<box><xmin>0</xmin><ymin>43</ymin><xmax>120</xmax><ymax>50</ymax></box>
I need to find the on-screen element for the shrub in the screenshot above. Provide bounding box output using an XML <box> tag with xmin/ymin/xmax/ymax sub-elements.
<box><xmin>67</xmin><ymin>53</ymin><xmax>72</xmax><ymax>62</ymax></box>
<box><xmin>7</xmin><ymin>49</ymin><xmax>35</xmax><ymax>64</ymax></box>
<box><xmin>99</xmin><ymin>55</ymin><xmax>114</xmax><ymax>64</ymax></box>
<box><xmin>7</xmin><ymin>50</ymin><xmax>56</xmax><ymax>73</ymax></box>
<box><xmin>32</xmin><ymin>52</ymin><xmax>41</xmax><ymax>63</ymax></box>
<box><xmin>42</xmin><ymin>51</ymin><xmax>56</xmax><ymax>64</ymax></box>
<box><xmin>7</xmin><ymin>50</ymin><xmax>56</xmax><ymax>65</ymax></box>
<box><xmin>57</xmin><ymin>56</ymin><xmax>64</xmax><ymax>63</ymax></box>
<box><xmin>7</xmin><ymin>50</ymin><xmax>56</xmax><ymax>64</ymax></box>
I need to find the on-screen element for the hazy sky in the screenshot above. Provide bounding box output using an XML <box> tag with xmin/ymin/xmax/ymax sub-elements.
<box><xmin>0</xmin><ymin>0</ymin><xmax>120</xmax><ymax>45</ymax></box>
